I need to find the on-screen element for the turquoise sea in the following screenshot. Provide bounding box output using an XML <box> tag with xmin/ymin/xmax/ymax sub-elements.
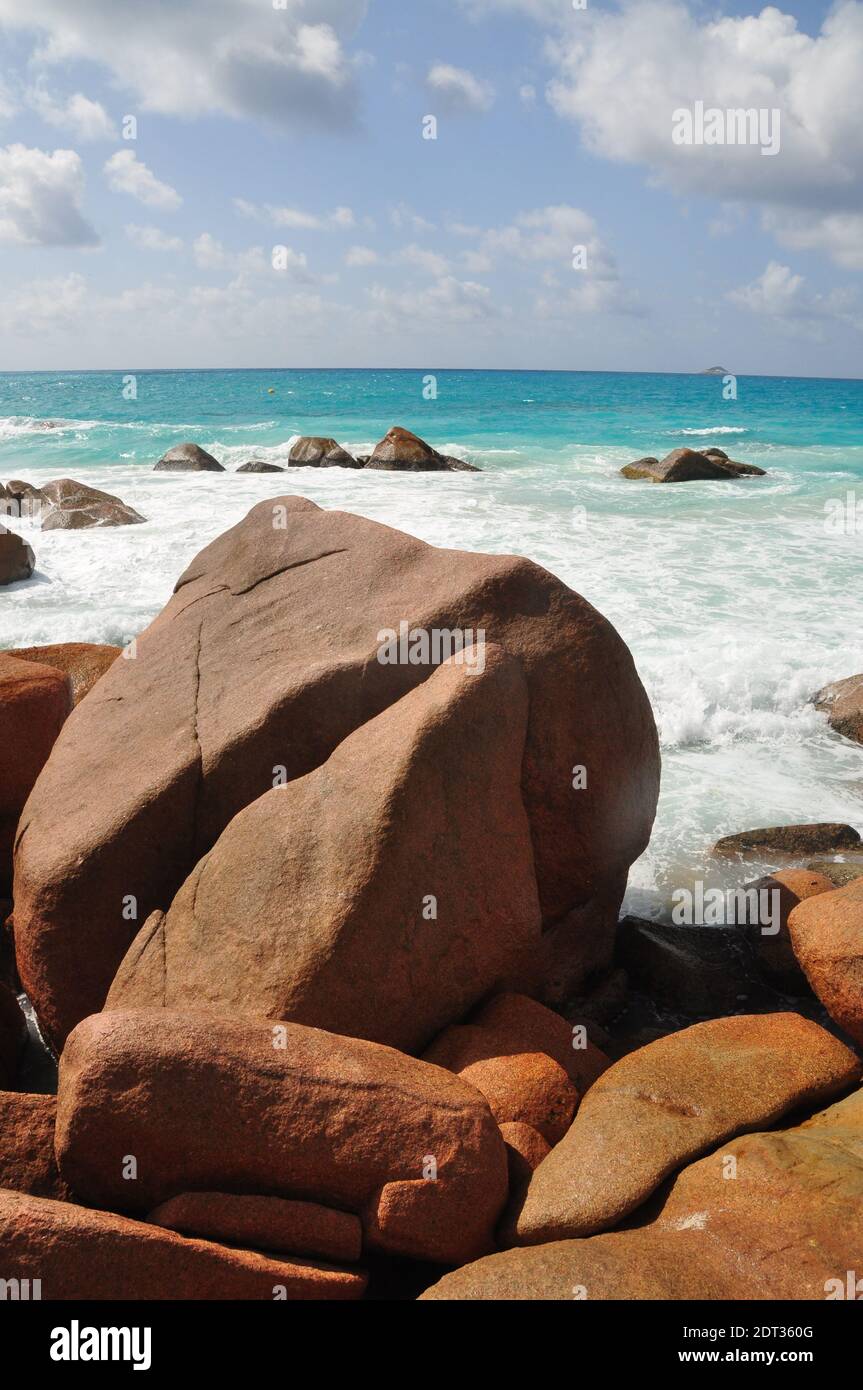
<box><xmin>2</xmin><ymin>368</ymin><xmax>862</xmax><ymax>914</ymax></box>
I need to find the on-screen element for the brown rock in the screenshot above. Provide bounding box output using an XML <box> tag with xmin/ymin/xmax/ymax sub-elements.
<box><xmin>621</xmin><ymin>448</ymin><xmax>742</xmax><ymax>483</ymax></box>
<box><xmin>55</xmin><ymin>1010</ymin><xmax>509</xmax><ymax>1265</ymax></box>
<box><xmin>108</xmin><ymin>649</ymin><xmax>541</xmax><ymax>1053</ymax></box>
<box><xmin>14</xmin><ymin>496</ymin><xmax>658</xmax><ymax>1048</ymax></box>
<box><xmin>422</xmin><ymin>992</ymin><xmax>609</xmax><ymax>1143</ymax></box>
<box><xmin>712</xmin><ymin>457</ymin><xmax>766</xmax><ymax>477</ymax></box>
<box><xmin>814</xmin><ymin>673</ymin><xmax>863</xmax><ymax>746</ymax></box>
<box><xmin>789</xmin><ymin>879</ymin><xmax>863</xmax><ymax>1044</ymax></box>
<box><xmin>0</xmin><ymin>1091</ymin><xmax>69</xmax><ymax>1199</ymax></box>
<box><xmin>0</xmin><ymin>527</ymin><xmax>35</xmax><ymax>585</ymax></box>
<box><xmin>0</xmin><ymin>982</ymin><xmax>27</xmax><ymax>1086</ymax></box>
<box><xmin>513</xmin><ymin>1012</ymin><xmax>860</xmax><ymax>1244</ymax></box>
<box><xmin>236</xmin><ymin>460</ymin><xmax>286</xmax><ymax>473</ymax></box>
<box><xmin>742</xmin><ymin>869</ymin><xmax>835</xmax><ymax>987</ymax></box>
<box><xmin>289</xmin><ymin>437</ymin><xmax>358</xmax><ymax>467</ymax></box>
<box><xmin>40</xmin><ymin>478</ymin><xmax>145</xmax><ymax>529</ymax></box>
<box><xmin>423</xmin><ymin>1086</ymin><xmax>863</xmax><ymax>1300</ymax></box>
<box><xmin>0</xmin><ymin>1190</ymin><xmax>365</xmax><ymax>1299</ymax></box>
<box><xmin>0</xmin><ymin>653</ymin><xmax>71</xmax><ymax>894</ymax></box>
<box><xmin>154</xmin><ymin>442</ymin><xmax>224</xmax><ymax>472</ymax></box>
<box><xmin>499</xmin><ymin>1122</ymin><xmax>550</xmax><ymax>1175</ymax></box>
<box><xmin>4</xmin><ymin>480</ymin><xmax>44</xmax><ymax>513</ymax></box>
<box><xmin>5</xmin><ymin>643</ymin><xmax>122</xmax><ymax>706</ymax></box>
<box><xmin>365</xmin><ymin>426</ymin><xmax>478</xmax><ymax>472</ymax></box>
<box><xmin>147</xmin><ymin>1192</ymin><xmax>362</xmax><ymax>1263</ymax></box>
<box><xmin>713</xmin><ymin>822</ymin><xmax>861</xmax><ymax>859</ymax></box>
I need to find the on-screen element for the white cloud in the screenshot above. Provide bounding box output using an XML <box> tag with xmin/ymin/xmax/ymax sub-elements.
<box><xmin>192</xmin><ymin>232</ymin><xmax>292</xmax><ymax>276</ymax></box>
<box><xmin>397</xmin><ymin>243</ymin><xmax>451</xmax><ymax>277</ymax></box>
<box><xmin>368</xmin><ymin>275</ymin><xmax>497</xmax><ymax>329</ymax></box>
<box><xmin>344</xmin><ymin>245</ymin><xmax>378</xmax><ymax>266</ymax></box>
<box><xmin>29</xmin><ymin>87</ymin><xmax>117</xmax><ymax>140</ymax></box>
<box><xmin>426</xmin><ymin>63</ymin><xmax>495</xmax><ymax>114</ymax></box>
<box><xmin>125</xmin><ymin>223</ymin><xmax>182</xmax><ymax>252</ymax></box>
<box><xmin>6</xmin><ymin>270</ymin><xmax>89</xmax><ymax>331</ymax></box>
<box><xmin>390</xmin><ymin>203</ymin><xmax>436</xmax><ymax>234</ymax></box>
<box><xmin>0</xmin><ymin>143</ymin><xmax>98</xmax><ymax>246</ymax></box>
<box><xmin>728</xmin><ymin>261</ymin><xmax>862</xmax><ymax>334</ymax></box>
<box><xmin>234</xmin><ymin>199</ymin><xmax>355</xmax><ymax>230</ymax></box>
<box><xmin>762</xmin><ymin>208</ymin><xmax>863</xmax><ymax>273</ymax></box>
<box><xmin>541</xmin><ymin>0</ymin><xmax>863</xmax><ymax>268</ymax></box>
<box><xmin>0</xmin><ymin>0</ymin><xmax>365</xmax><ymax>131</ymax></box>
<box><xmin>104</xmin><ymin>150</ymin><xmax>180</xmax><ymax>210</ymax></box>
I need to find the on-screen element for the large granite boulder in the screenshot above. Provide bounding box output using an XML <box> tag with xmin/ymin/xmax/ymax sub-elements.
<box><xmin>422</xmin><ymin>1085</ymin><xmax>863</xmax><ymax>1300</ymax></box>
<box><xmin>0</xmin><ymin>527</ymin><xmax>35</xmax><ymax>585</ymax></box>
<box><xmin>55</xmin><ymin>1010</ymin><xmax>509</xmax><ymax>1265</ymax></box>
<box><xmin>289</xmin><ymin>437</ymin><xmax>359</xmax><ymax>467</ymax></box>
<box><xmin>147</xmin><ymin>1193</ymin><xmax>362</xmax><ymax>1263</ymax></box>
<box><xmin>0</xmin><ymin>1190</ymin><xmax>365</xmax><ymax>1299</ymax></box>
<box><xmin>13</xmin><ymin>496</ymin><xmax>658</xmax><ymax>1048</ymax></box>
<box><xmin>0</xmin><ymin>653</ymin><xmax>72</xmax><ymax>895</ymax></box>
<box><xmin>39</xmin><ymin>478</ymin><xmax>145</xmax><ymax>529</ymax></box>
<box><xmin>154</xmin><ymin>442</ymin><xmax>224</xmax><ymax>472</ymax></box>
<box><xmin>789</xmin><ymin>879</ymin><xmax>863</xmax><ymax>1044</ymax></box>
<box><xmin>512</xmin><ymin>1012</ymin><xmax>860</xmax><ymax>1244</ymax></box>
<box><xmin>814</xmin><ymin>673</ymin><xmax>863</xmax><ymax>746</ymax></box>
<box><xmin>366</xmin><ymin>426</ymin><xmax>479</xmax><ymax>472</ymax></box>
<box><xmin>4</xmin><ymin>643</ymin><xmax>122</xmax><ymax>706</ymax></box>
<box><xmin>106</xmin><ymin>649</ymin><xmax>542</xmax><ymax>1053</ymax></box>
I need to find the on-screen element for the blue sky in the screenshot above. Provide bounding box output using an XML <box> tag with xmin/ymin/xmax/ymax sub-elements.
<box><xmin>0</xmin><ymin>0</ymin><xmax>860</xmax><ymax>374</ymax></box>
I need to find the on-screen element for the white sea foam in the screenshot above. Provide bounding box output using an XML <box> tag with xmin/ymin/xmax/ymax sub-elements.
<box><xmin>677</xmin><ymin>426</ymin><xmax>749</xmax><ymax>436</ymax></box>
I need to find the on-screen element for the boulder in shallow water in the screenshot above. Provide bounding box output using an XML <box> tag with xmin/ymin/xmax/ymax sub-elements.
<box><xmin>789</xmin><ymin>878</ymin><xmax>863</xmax><ymax>1044</ymax></box>
<box><xmin>106</xmin><ymin>649</ymin><xmax>543</xmax><ymax>1053</ymax></box>
<box><xmin>154</xmin><ymin>442</ymin><xmax>224</xmax><ymax>472</ymax></box>
<box><xmin>713</xmin><ymin>822</ymin><xmax>861</xmax><ymax>860</ymax></box>
<box><xmin>40</xmin><ymin>478</ymin><xmax>145</xmax><ymax>529</ymax></box>
<box><xmin>0</xmin><ymin>527</ymin><xmax>35</xmax><ymax>584</ymax></box>
<box><xmin>805</xmin><ymin>856</ymin><xmax>863</xmax><ymax>888</ymax></box>
<box><xmin>366</xmin><ymin>425</ymin><xmax>480</xmax><ymax>472</ymax></box>
<box><xmin>512</xmin><ymin>1012</ymin><xmax>860</xmax><ymax>1244</ymax></box>
<box><xmin>12</xmin><ymin>495</ymin><xmax>658</xmax><ymax>1048</ymax></box>
<box><xmin>235</xmin><ymin>460</ymin><xmax>285</xmax><ymax>473</ymax></box>
<box><xmin>621</xmin><ymin>447</ymin><xmax>764</xmax><ymax>482</ymax></box>
<box><xmin>289</xmin><ymin>437</ymin><xmax>359</xmax><ymax>467</ymax></box>
<box><xmin>814</xmin><ymin>672</ymin><xmax>863</xmax><ymax>747</ymax></box>
<box><xmin>56</xmin><ymin>1010</ymin><xmax>509</xmax><ymax>1265</ymax></box>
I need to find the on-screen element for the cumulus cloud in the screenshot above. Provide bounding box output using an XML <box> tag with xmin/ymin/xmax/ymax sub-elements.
<box><xmin>235</xmin><ymin>199</ymin><xmax>355</xmax><ymax>230</ymax></box>
<box><xmin>540</xmin><ymin>0</ymin><xmax>863</xmax><ymax>268</ymax></box>
<box><xmin>104</xmin><ymin>150</ymin><xmax>181</xmax><ymax>210</ymax></box>
<box><xmin>368</xmin><ymin>275</ymin><xmax>497</xmax><ymax>329</ymax></box>
<box><xmin>0</xmin><ymin>0</ymin><xmax>365</xmax><ymax>131</ymax></box>
<box><xmin>125</xmin><ymin>223</ymin><xmax>182</xmax><ymax>252</ymax></box>
<box><xmin>29</xmin><ymin>87</ymin><xmax>117</xmax><ymax>140</ymax></box>
<box><xmin>729</xmin><ymin>261</ymin><xmax>862</xmax><ymax>334</ymax></box>
<box><xmin>0</xmin><ymin>143</ymin><xmax>99</xmax><ymax>246</ymax></box>
<box><xmin>426</xmin><ymin>63</ymin><xmax>495</xmax><ymax>114</ymax></box>
<box><xmin>191</xmin><ymin>232</ymin><xmax>287</xmax><ymax>276</ymax></box>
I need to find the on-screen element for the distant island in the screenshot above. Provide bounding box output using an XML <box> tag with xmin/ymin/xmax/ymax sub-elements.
<box><xmin>699</xmin><ymin>366</ymin><xmax>730</xmax><ymax>375</ymax></box>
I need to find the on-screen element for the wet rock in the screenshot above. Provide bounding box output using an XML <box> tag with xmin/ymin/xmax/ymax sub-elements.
<box><xmin>154</xmin><ymin>442</ymin><xmax>224</xmax><ymax>472</ymax></box>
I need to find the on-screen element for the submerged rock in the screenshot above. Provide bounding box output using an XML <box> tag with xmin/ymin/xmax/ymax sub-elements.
<box><xmin>154</xmin><ymin>442</ymin><xmax>224</xmax><ymax>472</ymax></box>
<box><xmin>236</xmin><ymin>460</ymin><xmax>285</xmax><ymax>473</ymax></box>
